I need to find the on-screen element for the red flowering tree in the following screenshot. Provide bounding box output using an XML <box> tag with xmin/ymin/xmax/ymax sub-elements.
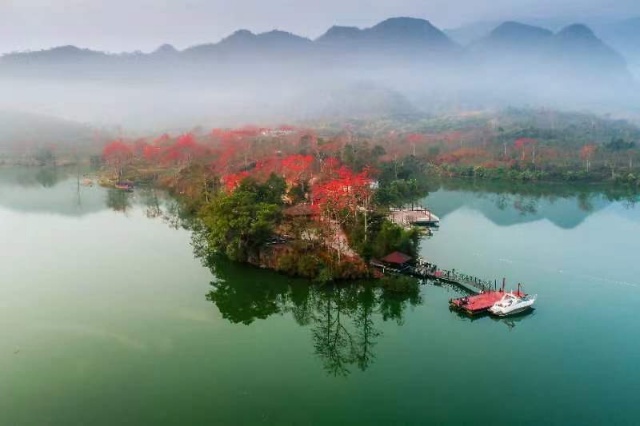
<box><xmin>222</xmin><ymin>171</ymin><xmax>250</xmax><ymax>192</ymax></box>
<box><xmin>162</xmin><ymin>133</ymin><xmax>208</xmax><ymax>167</ymax></box>
<box><xmin>312</xmin><ymin>166</ymin><xmax>375</xmax><ymax>255</ymax></box>
<box><xmin>406</xmin><ymin>133</ymin><xmax>426</xmax><ymax>156</ymax></box>
<box><xmin>580</xmin><ymin>144</ymin><xmax>597</xmax><ymax>172</ymax></box>
<box><xmin>514</xmin><ymin>138</ymin><xmax>538</xmax><ymax>163</ymax></box>
<box><xmin>103</xmin><ymin>140</ymin><xmax>133</xmax><ymax>180</ymax></box>
<box><xmin>143</xmin><ymin>144</ymin><xmax>162</xmax><ymax>162</ymax></box>
<box><xmin>280</xmin><ymin>154</ymin><xmax>314</xmax><ymax>187</ymax></box>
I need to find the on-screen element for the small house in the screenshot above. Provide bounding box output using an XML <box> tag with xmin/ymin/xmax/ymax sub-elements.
<box><xmin>381</xmin><ymin>251</ymin><xmax>413</xmax><ymax>271</ymax></box>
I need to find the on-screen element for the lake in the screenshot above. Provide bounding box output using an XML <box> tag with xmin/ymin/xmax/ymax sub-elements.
<box><xmin>1</xmin><ymin>168</ymin><xmax>639</xmax><ymax>425</ymax></box>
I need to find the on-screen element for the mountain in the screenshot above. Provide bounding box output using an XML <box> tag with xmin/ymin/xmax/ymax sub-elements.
<box><xmin>316</xmin><ymin>17</ymin><xmax>457</xmax><ymax>55</ymax></box>
<box><xmin>0</xmin><ymin>18</ymin><xmax>623</xmax><ymax>79</ymax></box>
<box><xmin>294</xmin><ymin>82</ymin><xmax>420</xmax><ymax>120</ymax></box>
<box><xmin>471</xmin><ymin>21</ymin><xmax>553</xmax><ymax>54</ymax></box>
<box><xmin>0</xmin><ymin>110</ymin><xmax>96</xmax><ymax>149</ymax></box>
<box><xmin>551</xmin><ymin>24</ymin><xmax>627</xmax><ymax>70</ymax></box>
<box><xmin>468</xmin><ymin>21</ymin><xmax>632</xmax><ymax>94</ymax></box>
<box><xmin>1</xmin><ymin>45</ymin><xmax>107</xmax><ymax>64</ymax></box>
<box><xmin>0</xmin><ymin>45</ymin><xmax>110</xmax><ymax>77</ymax></box>
<box><xmin>366</xmin><ymin>17</ymin><xmax>455</xmax><ymax>48</ymax></box>
<box><xmin>316</xmin><ymin>26</ymin><xmax>362</xmax><ymax>44</ymax></box>
<box><xmin>445</xmin><ymin>17</ymin><xmax>581</xmax><ymax>46</ymax></box>
<box><xmin>184</xmin><ymin>29</ymin><xmax>312</xmax><ymax>59</ymax></box>
<box><xmin>151</xmin><ymin>44</ymin><xmax>179</xmax><ymax>57</ymax></box>
<box><xmin>0</xmin><ymin>17</ymin><xmax>636</xmax><ymax>128</ymax></box>
<box><xmin>444</xmin><ymin>21</ymin><xmax>498</xmax><ymax>45</ymax></box>
<box><xmin>596</xmin><ymin>18</ymin><xmax>640</xmax><ymax>69</ymax></box>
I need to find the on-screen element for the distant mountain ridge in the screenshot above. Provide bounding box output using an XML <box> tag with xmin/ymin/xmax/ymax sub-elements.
<box><xmin>448</xmin><ymin>17</ymin><xmax>640</xmax><ymax>73</ymax></box>
<box><xmin>595</xmin><ymin>17</ymin><xmax>640</xmax><ymax>70</ymax></box>
<box><xmin>0</xmin><ymin>16</ymin><xmax>636</xmax><ymax>124</ymax></box>
<box><xmin>0</xmin><ymin>17</ymin><xmax>625</xmax><ymax>70</ymax></box>
<box><xmin>0</xmin><ymin>17</ymin><xmax>459</xmax><ymax>64</ymax></box>
<box><xmin>466</xmin><ymin>20</ymin><xmax>632</xmax><ymax>95</ymax></box>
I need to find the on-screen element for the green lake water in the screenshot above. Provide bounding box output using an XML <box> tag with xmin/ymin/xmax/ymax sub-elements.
<box><xmin>1</xmin><ymin>168</ymin><xmax>639</xmax><ymax>425</ymax></box>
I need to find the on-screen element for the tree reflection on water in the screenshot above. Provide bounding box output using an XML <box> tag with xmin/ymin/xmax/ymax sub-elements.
<box><xmin>202</xmin><ymin>256</ymin><xmax>421</xmax><ymax>377</ymax></box>
<box><xmin>106</xmin><ymin>188</ymin><xmax>131</xmax><ymax>212</ymax></box>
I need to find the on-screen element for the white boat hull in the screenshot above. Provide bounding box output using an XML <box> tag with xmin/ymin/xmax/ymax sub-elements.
<box><xmin>489</xmin><ymin>294</ymin><xmax>537</xmax><ymax>317</ymax></box>
<box><xmin>489</xmin><ymin>305</ymin><xmax>534</xmax><ymax>317</ymax></box>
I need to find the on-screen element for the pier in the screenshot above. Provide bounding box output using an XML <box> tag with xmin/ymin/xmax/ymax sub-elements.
<box><xmin>371</xmin><ymin>252</ymin><xmax>528</xmax><ymax>315</ymax></box>
<box><xmin>371</xmin><ymin>254</ymin><xmax>497</xmax><ymax>294</ymax></box>
<box><xmin>388</xmin><ymin>207</ymin><xmax>440</xmax><ymax>228</ymax></box>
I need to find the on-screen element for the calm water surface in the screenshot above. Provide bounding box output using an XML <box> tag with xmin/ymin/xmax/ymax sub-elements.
<box><xmin>1</xmin><ymin>168</ymin><xmax>639</xmax><ymax>425</ymax></box>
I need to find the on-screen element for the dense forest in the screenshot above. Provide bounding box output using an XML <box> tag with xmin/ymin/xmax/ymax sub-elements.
<box><xmin>93</xmin><ymin>107</ymin><xmax>639</xmax><ymax>282</ymax></box>
<box><xmin>309</xmin><ymin>108</ymin><xmax>640</xmax><ymax>184</ymax></box>
<box><xmin>100</xmin><ymin>127</ymin><xmax>422</xmax><ymax>282</ymax></box>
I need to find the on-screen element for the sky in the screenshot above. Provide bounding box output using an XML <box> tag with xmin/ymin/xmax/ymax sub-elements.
<box><xmin>0</xmin><ymin>0</ymin><xmax>638</xmax><ymax>54</ymax></box>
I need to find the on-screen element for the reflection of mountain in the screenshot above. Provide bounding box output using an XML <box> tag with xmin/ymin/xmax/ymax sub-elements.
<box><xmin>0</xmin><ymin>168</ymin><xmax>107</xmax><ymax>216</ymax></box>
<box><xmin>423</xmin><ymin>189</ymin><xmax>611</xmax><ymax>229</ymax></box>
<box><xmin>0</xmin><ymin>168</ymin><xmax>191</xmax><ymax>218</ymax></box>
<box><xmin>202</xmin><ymin>257</ymin><xmax>420</xmax><ymax>376</ymax></box>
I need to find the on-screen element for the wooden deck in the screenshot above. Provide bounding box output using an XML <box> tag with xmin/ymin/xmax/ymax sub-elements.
<box><xmin>388</xmin><ymin>208</ymin><xmax>439</xmax><ymax>227</ymax></box>
<box><xmin>449</xmin><ymin>290</ymin><xmax>526</xmax><ymax>316</ymax></box>
<box><xmin>371</xmin><ymin>259</ymin><xmax>531</xmax><ymax>316</ymax></box>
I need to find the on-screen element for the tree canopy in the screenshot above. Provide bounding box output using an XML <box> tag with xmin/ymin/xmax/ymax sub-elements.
<box><xmin>199</xmin><ymin>176</ymin><xmax>285</xmax><ymax>262</ymax></box>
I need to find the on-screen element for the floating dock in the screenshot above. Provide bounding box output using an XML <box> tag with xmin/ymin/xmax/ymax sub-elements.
<box><xmin>389</xmin><ymin>207</ymin><xmax>440</xmax><ymax>228</ymax></box>
<box><xmin>371</xmin><ymin>255</ymin><xmax>531</xmax><ymax>316</ymax></box>
<box><xmin>449</xmin><ymin>290</ymin><xmax>526</xmax><ymax>316</ymax></box>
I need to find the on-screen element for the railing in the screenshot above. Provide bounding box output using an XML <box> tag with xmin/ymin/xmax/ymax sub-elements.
<box><xmin>372</xmin><ymin>257</ymin><xmax>503</xmax><ymax>295</ymax></box>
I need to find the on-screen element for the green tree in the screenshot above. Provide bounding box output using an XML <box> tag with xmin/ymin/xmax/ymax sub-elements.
<box><xmin>199</xmin><ymin>178</ymin><xmax>284</xmax><ymax>262</ymax></box>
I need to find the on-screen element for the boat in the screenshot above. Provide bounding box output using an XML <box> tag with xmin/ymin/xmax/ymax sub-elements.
<box><xmin>114</xmin><ymin>181</ymin><xmax>134</xmax><ymax>192</ymax></box>
<box><xmin>488</xmin><ymin>292</ymin><xmax>537</xmax><ymax>317</ymax></box>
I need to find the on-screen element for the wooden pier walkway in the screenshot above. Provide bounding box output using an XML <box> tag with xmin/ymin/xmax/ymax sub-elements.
<box><xmin>371</xmin><ymin>257</ymin><xmax>531</xmax><ymax>316</ymax></box>
<box><xmin>371</xmin><ymin>258</ymin><xmax>500</xmax><ymax>295</ymax></box>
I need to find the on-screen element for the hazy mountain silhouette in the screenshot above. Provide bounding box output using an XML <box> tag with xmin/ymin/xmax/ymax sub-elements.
<box><xmin>151</xmin><ymin>44</ymin><xmax>180</xmax><ymax>57</ymax></box>
<box><xmin>472</xmin><ymin>21</ymin><xmax>553</xmax><ymax>52</ymax></box>
<box><xmin>318</xmin><ymin>17</ymin><xmax>455</xmax><ymax>47</ymax></box>
<box><xmin>0</xmin><ymin>110</ymin><xmax>98</xmax><ymax>149</ymax></box>
<box><xmin>1</xmin><ymin>45</ymin><xmax>107</xmax><ymax>64</ymax></box>
<box><xmin>465</xmin><ymin>21</ymin><xmax>632</xmax><ymax>102</ymax></box>
<box><xmin>595</xmin><ymin>18</ymin><xmax>640</xmax><ymax>68</ymax></box>
<box><xmin>552</xmin><ymin>24</ymin><xmax>626</xmax><ymax>67</ymax></box>
<box><xmin>0</xmin><ymin>17</ymin><xmax>636</xmax><ymax>127</ymax></box>
<box><xmin>183</xmin><ymin>29</ymin><xmax>312</xmax><ymax>60</ymax></box>
<box><xmin>0</xmin><ymin>17</ymin><xmax>628</xmax><ymax>81</ymax></box>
